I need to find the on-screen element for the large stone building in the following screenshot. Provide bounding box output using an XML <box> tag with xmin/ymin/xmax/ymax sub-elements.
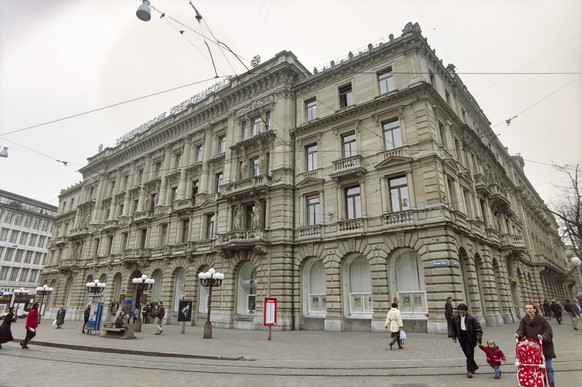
<box><xmin>0</xmin><ymin>189</ymin><xmax>57</xmax><ymax>311</ymax></box>
<box><xmin>40</xmin><ymin>23</ymin><xmax>576</xmax><ymax>332</ymax></box>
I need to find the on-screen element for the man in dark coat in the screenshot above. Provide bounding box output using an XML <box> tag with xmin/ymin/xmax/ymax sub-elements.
<box><xmin>445</xmin><ymin>296</ymin><xmax>454</xmax><ymax>337</ymax></box>
<box><xmin>516</xmin><ymin>302</ymin><xmax>556</xmax><ymax>387</ymax></box>
<box><xmin>542</xmin><ymin>299</ymin><xmax>552</xmax><ymax>319</ymax></box>
<box><xmin>451</xmin><ymin>303</ymin><xmax>483</xmax><ymax>378</ymax></box>
<box><xmin>56</xmin><ymin>305</ymin><xmax>66</xmax><ymax>328</ymax></box>
<box><xmin>550</xmin><ymin>299</ymin><xmax>562</xmax><ymax>324</ymax></box>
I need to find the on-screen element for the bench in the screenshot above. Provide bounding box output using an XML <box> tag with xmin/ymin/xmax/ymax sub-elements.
<box><xmin>100</xmin><ymin>322</ymin><xmax>136</xmax><ymax>339</ymax></box>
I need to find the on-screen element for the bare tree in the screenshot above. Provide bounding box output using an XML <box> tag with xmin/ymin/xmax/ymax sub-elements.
<box><xmin>546</xmin><ymin>164</ymin><xmax>582</xmax><ymax>258</ymax></box>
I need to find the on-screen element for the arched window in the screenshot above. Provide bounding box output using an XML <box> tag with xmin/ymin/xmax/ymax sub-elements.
<box><xmin>302</xmin><ymin>259</ymin><xmax>326</xmax><ymax>315</ymax></box>
<box><xmin>390</xmin><ymin>249</ymin><xmax>426</xmax><ymax>315</ymax></box>
<box><xmin>237</xmin><ymin>262</ymin><xmax>256</xmax><ymax>315</ymax></box>
<box><xmin>343</xmin><ymin>255</ymin><xmax>372</xmax><ymax>316</ymax></box>
<box><xmin>152</xmin><ymin>270</ymin><xmax>163</xmax><ymax>302</ymax></box>
<box><xmin>173</xmin><ymin>269</ymin><xmax>186</xmax><ymax>312</ymax></box>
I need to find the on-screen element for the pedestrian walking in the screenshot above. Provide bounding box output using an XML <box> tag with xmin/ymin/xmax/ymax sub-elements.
<box><xmin>515</xmin><ymin>301</ymin><xmax>556</xmax><ymax>387</ymax></box>
<box><xmin>82</xmin><ymin>304</ymin><xmax>91</xmax><ymax>333</ymax></box>
<box><xmin>478</xmin><ymin>339</ymin><xmax>506</xmax><ymax>379</ymax></box>
<box><xmin>385</xmin><ymin>302</ymin><xmax>404</xmax><ymax>350</ymax></box>
<box><xmin>542</xmin><ymin>299</ymin><xmax>552</xmax><ymax>319</ymax></box>
<box><xmin>55</xmin><ymin>305</ymin><xmax>66</xmax><ymax>328</ymax></box>
<box><xmin>550</xmin><ymin>299</ymin><xmax>562</xmax><ymax>324</ymax></box>
<box><xmin>0</xmin><ymin>306</ymin><xmax>17</xmax><ymax>349</ymax></box>
<box><xmin>445</xmin><ymin>296</ymin><xmax>454</xmax><ymax>337</ymax></box>
<box><xmin>20</xmin><ymin>302</ymin><xmax>39</xmax><ymax>350</ymax></box>
<box><xmin>451</xmin><ymin>303</ymin><xmax>483</xmax><ymax>378</ymax></box>
<box><xmin>142</xmin><ymin>304</ymin><xmax>150</xmax><ymax>324</ymax></box>
<box><xmin>131</xmin><ymin>307</ymin><xmax>139</xmax><ymax>324</ymax></box>
<box><xmin>154</xmin><ymin>301</ymin><xmax>165</xmax><ymax>335</ymax></box>
<box><xmin>569</xmin><ymin>298</ymin><xmax>581</xmax><ymax>330</ymax></box>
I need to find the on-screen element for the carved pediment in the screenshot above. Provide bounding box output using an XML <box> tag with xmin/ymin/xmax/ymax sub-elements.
<box><xmin>297</xmin><ymin>177</ymin><xmax>325</xmax><ymax>188</ymax></box>
<box><xmin>374</xmin><ymin>155</ymin><xmax>413</xmax><ymax>170</ymax></box>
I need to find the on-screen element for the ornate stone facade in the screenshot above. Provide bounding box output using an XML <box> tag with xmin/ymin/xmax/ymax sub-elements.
<box><xmin>40</xmin><ymin>23</ymin><xmax>576</xmax><ymax>332</ymax></box>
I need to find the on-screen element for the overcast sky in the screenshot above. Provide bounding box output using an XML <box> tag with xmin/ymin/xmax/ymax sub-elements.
<box><xmin>0</xmin><ymin>0</ymin><xmax>580</xmax><ymax>209</ymax></box>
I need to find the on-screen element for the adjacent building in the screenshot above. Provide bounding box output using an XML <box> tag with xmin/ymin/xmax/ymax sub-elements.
<box><xmin>40</xmin><ymin>23</ymin><xmax>576</xmax><ymax>332</ymax></box>
<box><xmin>0</xmin><ymin>189</ymin><xmax>56</xmax><ymax>311</ymax></box>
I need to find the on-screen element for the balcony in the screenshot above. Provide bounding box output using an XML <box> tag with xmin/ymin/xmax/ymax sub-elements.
<box><xmin>330</xmin><ymin>155</ymin><xmax>366</xmax><ymax>181</ymax></box>
<box><xmin>59</xmin><ymin>259</ymin><xmax>78</xmax><ymax>271</ymax></box>
<box><xmin>133</xmin><ymin>210</ymin><xmax>153</xmax><ymax>223</ymax></box>
<box><xmin>383</xmin><ymin>210</ymin><xmax>414</xmax><ymax>225</ymax></box>
<box><xmin>489</xmin><ymin>184</ymin><xmax>511</xmax><ymax>211</ymax></box>
<box><xmin>173</xmin><ymin>198</ymin><xmax>194</xmax><ymax>212</ymax></box>
<box><xmin>103</xmin><ymin>219</ymin><xmax>119</xmax><ymax>230</ymax></box>
<box><xmin>502</xmin><ymin>234</ymin><xmax>526</xmax><ymax>251</ymax></box>
<box><xmin>69</xmin><ymin>227</ymin><xmax>90</xmax><ymax>238</ymax></box>
<box><xmin>473</xmin><ymin>173</ymin><xmax>491</xmax><ymax>196</ymax></box>
<box><xmin>122</xmin><ymin>248</ymin><xmax>151</xmax><ymax>261</ymax></box>
<box><xmin>297</xmin><ymin>225</ymin><xmax>322</xmax><ymax>239</ymax></box>
<box><xmin>216</xmin><ymin>230</ymin><xmax>268</xmax><ymax>254</ymax></box>
<box><xmin>221</xmin><ymin>175</ymin><xmax>272</xmax><ymax>197</ymax></box>
<box><xmin>338</xmin><ymin>218</ymin><xmax>363</xmax><ymax>232</ymax></box>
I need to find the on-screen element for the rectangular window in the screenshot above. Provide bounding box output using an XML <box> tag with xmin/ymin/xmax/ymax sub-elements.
<box><xmin>154</xmin><ymin>161</ymin><xmax>162</xmax><ymax>177</ymax></box>
<box><xmin>463</xmin><ymin>189</ymin><xmax>473</xmax><ymax>217</ymax></box>
<box><xmin>342</xmin><ymin>133</ymin><xmax>357</xmax><ymax>158</ymax></box>
<box><xmin>251</xmin><ymin>157</ymin><xmax>260</xmax><ymax>177</ymax></box>
<box><xmin>251</xmin><ymin>116</ymin><xmax>261</xmax><ymax>136</ymax></box>
<box><xmin>29</xmin><ymin>234</ymin><xmax>37</xmax><ymax>246</ymax></box>
<box><xmin>9</xmin><ymin>268</ymin><xmax>19</xmax><ymax>281</ymax></box>
<box><xmin>29</xmin><ymin>269</ymin><xmax>39</xmax><ymax>282</ymax></box>
<box><xmin>339</xmin><ymin>84</ymin><xmax>353</xmax><ymax>108</ymax></box>
<box><xmin>438</xmin><ymin>122</ymin><xmax>447</xmax><ymax>147</ymax></box>
<box><xmin>9</xmin><ymin>230</ymin><xmax>18</xmax><ymax>243</ymax></box>
<box><xmin>34</xmin><ymin>252</ymin><xmax>42</xmax><ymax>265</ymax></box>
<box><xmin>138</xmin><ymin>228</ymin><xmax>147</xmax><ymax>248</ymax></box>
<box><xmin>107</xmin><ymin>236</ymin><xmax>113</xmax><ymax>255</ymax></box>
<box><xmin>4</xmin><ymin>248</ymin><xmax>14</xmax><ymax>261</ymax></box>
<box><xmin>20</xmin><ymin>268</ymin><xmax>29</xmax><ymax>282</ymax></box>
<box><xmin>174</xmin><ymin>152</ymin><xmax>182</xmax><ymax>169</ymax></box>
<box><xmin>24</xmin><ymin>251</ymin><xmax>33</xmax><ymax>263</ymax></box>
<box><xmin>121</xmin><ymin>232</ymin><xmax>129</xmax><ymax>251</ymax></box>
<box><xmin>378</xmin><ymin>68</ymin><xmax>395</xmax><ymax>94</ymax></box>
<box><xmin>23</xmin><ymin>216</ymin><xmax>31</xmax><ymax>228</ymax></box>
<box><xmin>123</xmin><ymin>174</ymin><xmax>129</xmax><ymax>190</ymax></box>
<box><xmin>215</xmin><ymin>173</ymin><xmax>223</xmax><ymax>193</ymax></box>
<box><xmin>159</xmin><ymin>224</ymin><xmax>168</xmax><ymax>246</ymax></box>
<box><xmin>0</xmin><ymin>228</ymin><xmax>9</xmax><ymax>241</ymax></box>
<box><xmin>389</xmin><ymin>176</ymin><xmax>410</xmax><ymax>212</ymax></box>
<box><xmin>20</xmin><ymin>232</ymin><xmax>29</xmax><ymax>245</ymax></box>
<box><xmin>345</xmin><ymin>186</ymin><xmax>362</xmax><ymax>219</ymax></box>
<box><xmin>307</xmin><ymin>196</ymin><xmax>321</xmax><ymax>225</ymax></box>
<box><xmin>93</xmin><ymin>238</ymin><xmax>101</xmax><ymax>256</ymax></box>
<box><xmin>170</xmin><ymin>187</ymin><xmax>177</xmax><ymax>203</ymax></box>
<box><xmin>240</xmin><ymin>121</ymin><xmax>247</xmax><ymax>140</ymax></box>
<box><xmin>137</xmin><ymin>168</ymin><xmax>144</xmax><ymax>183</ymax></box>
<box><xmin>0</xmin><ymin>267</ymin><xmax>9</xmax><ymax>281</ymax></box>
<box><xmin>217</xmin><ymin>135</ymin><xmax>226</xmax><ymax>154</ymax></box>
<box><xmin>13</xmin><ymin>213</ymin><xmax>22</xmax><ymax>226</ymax></box>
<box><xmin>181</xmin><ymin>219</ymin><xmax>190</xmax><ymax>243</ymax></box>
<box><xmin>109</xmin><ymin>181</ymin><xmax>115</xmax><ymax>196</ymax></box>
<box><xmin>191</xmin><ymin>180</ymin><xmax>199</xmax><ymax>201</ymax></box>
<box><xmin>265</xmin><ymin>111</ymin><xmax>271</xmax><ymax>130</ymax></box>
<box><xmin>383</xmin><ymin>119</ymin><xmax>402</xmax><ymax>150</ymax></box>
<box><xmin>305</xmin><ymin>98</ymin><xmax>317</xmax><ymax>121</ymax></box>
<box><xmin>206</xmin><ymin>214</ymin><xmax>215</xmax><ymax>239</ymax></box>
<box><xmin>306</xmin><ymin>144</ymin><xmax>318</xmax><ymax>171</ymax></box>
<box><xmin>195</xmin><ymin>145</ymin><xmax>203</xmax><ymax>162</ymax></box>
<box><xmin>4</xmin><ymin>211</ymin><xmax>13</xmax><ymax>223</ymax></box>
<box><xmin>31</xmin><ymin>217</ymin><xmax>40</xmax><ymax>230</ymax></box>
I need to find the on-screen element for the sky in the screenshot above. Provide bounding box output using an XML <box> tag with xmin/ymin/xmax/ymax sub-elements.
<box><xmin>0</xmin><ymin>0</ymin><xmax>580</xmax><ymax>210</ymax></box>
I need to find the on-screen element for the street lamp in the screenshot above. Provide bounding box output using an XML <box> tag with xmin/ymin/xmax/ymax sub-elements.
<box><xmin>198</xmin><ymin>268</ymin><xmax>224</xmax><ymax>339</ymax></box>
<box><xmin>86</xmin><ymin>279</ymin><xmax>107</xmax><ymax>295</ymax></box>
<box><xmin>136</xmin><ymin>0</ymin><xmax>152</xmax><ymax>21</ymax></box>
<box><xmin>35</xmin><ymin>284</ymin><xmax>53</xmax><ymax>323</ymax></box>
<box><xmin>132</xmin><ymin>274</ymin><xmax>154</xmax><ymax>332</ymax></box>
<box><xmin>14</xmin><ymin>288</ymin><xmax>29</xmax><ymax>316</ymax></box>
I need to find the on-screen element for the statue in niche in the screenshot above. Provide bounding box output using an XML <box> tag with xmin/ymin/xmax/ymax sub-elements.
<box><xmin>252</xmin><ymin>200</ymin><xmax>264</xmax><ymax>229</ymax></box>
<box><xmin>240</xmin><ymin>159</ymin><xmax>249</xmax><ymax>179</ymax></box>
<box><xmin>234</xmin><ymin>204</ymin><xmax>244</xmax><ymax>230</ymax></box>
<box><xmin>258</xmin><ymin>151</ymin><xmax>267</xmax><ymax>175</ymax></box>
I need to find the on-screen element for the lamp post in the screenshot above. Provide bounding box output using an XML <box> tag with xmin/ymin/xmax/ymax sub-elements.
<box><xmin>86</xmin><ymin>279</ymin><xmax>106</xmax><ymax>295</ymax></box>
<box><xmin>198</xmin><ymin>268</ymin><xmax>224</xmax><ymax>339</ymax></box>
<box><xmin>35</xmin><ymin>284</ymin><xmax>53</xmax><ymax>323</ymax></box>
<box><xmin>132</xmin><ymin>274</ymin><xmax>154</xmax><ymax>332</ymax></box>
<box><xmin>14</xmin><ymin>288</ymin><xmax>29</xmax><ymax>316</ymax></box>
<box><xmin>572</xmin><ymin>257</ymin><xmax>582</xmax><ymax>294</ymax></box>
<box><xmin>136</xmin><ymin>0</ymin><xmax>152</xmax><ymax>21</ymax></box>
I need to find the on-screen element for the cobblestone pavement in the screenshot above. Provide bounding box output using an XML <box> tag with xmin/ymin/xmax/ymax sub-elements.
<box><xmin>0</xmin><ymin>317</ymin><xmax>580</xmax><ymax>386</ymax></box>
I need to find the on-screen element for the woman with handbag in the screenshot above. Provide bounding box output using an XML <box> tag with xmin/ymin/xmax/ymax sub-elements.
<box><xmin>385</xmin><ymin>302</ymin><xmax>404</xmax><ymax>350</ymax></box>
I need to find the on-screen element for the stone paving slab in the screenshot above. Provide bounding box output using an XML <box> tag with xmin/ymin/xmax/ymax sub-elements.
<box><xmin>9</xmin><ymin>316</ymin><xmax>582</xmax><ymax>373</ymax></box>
